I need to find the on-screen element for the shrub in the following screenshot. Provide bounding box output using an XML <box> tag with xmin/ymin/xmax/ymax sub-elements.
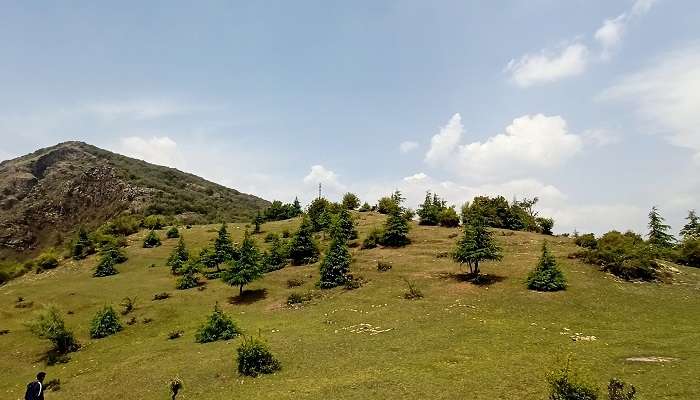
<box><xmin>166</xmin><ymin>226</ymin><xmax>180</xmax><ymax>239</ymax></box>
<box><xmin>361</xmin><ymin>228</ymin><xmax>382</xmax><ymax>249</ymax></box>
<box><xmin>439</xmin><ymin>207</ymin><xmax>460</xmax><ymax>228</ymax></box>
<box><xmin>72</xmin><ymin>227</ymin><xmax>95</xmax><ymax>260</ymax></box>
<box><xmin>575</xmin><ymin>233</ymin><xmax>597</xmax><ymax>249</ymax></box>
<box><xmin>195</xmin><ymin>303</ymin><xmax>241</xmax><ymax>343</ymax></box>
<box><xmin>168</xmin><ymin>330</ymin><xmax>184</xmax><ymax>340</ymax></box>
<box><xmin>36</xmin><ymin>252</ymin><xmax>59</xmax><ymax>270</ymax></box>
<box><xmin>102</xmin><ymin>215</ymin><xmax>140</xmax><ymax>236</ymax></box>
<box><xmin>169</xmin><ymin>377</ymin><xmax>183</xmax><ymax>400</ymax></box>
<box><xmin>153</xmin><ymin>292</ymin><xmax>171</xmax><ymax>300</ymax></box>
<box><xmin>537</xmin><ymin>217</ymin><xmax>555</xmax><ymax>235</ymax></box>
<box><xmin>676</xmin><ymin>238</ymin><xmax>700</xmax><ymax>268</ymax></box>
<box><xmin>607</xmin><ymin>378</ymin><xmax>637</xmax><ymax>400</ymax></box>
<box><xmin>288</xmin><ymin>216</ymin><xmax>320</xmax><ymax>266</ymax></box>
<box><xmin>142</xmin><ymin>214</ymin><xmax>167</xmax><ymax>230</ymax></box>
<box><xmin>377</xmin><ymin>261</ymin><xmax>392</xmax><ymax>272</ymax></box>
<box><xmin>27</xmin><ymin>306</ymin><xmax>79</xmax><ymax>354</ymax></box>
<box><xmin>281</xmin><ymin>229</ymin><xmax>290</xmax><ymax>238</ymax></box>
<box><xmin>286</xmin><ymin>278</ymin><xmax>304</xmax><ymax>288</ymax></box>
<box><xmin>527</xmin><ymin>243</ymin><xmax>567</xmax><ymax>291</ymax></box>
<box><xmin>262</xmin><ymin>237</ymin><xmax>288</xmax><ymax>272</ymax></box>
<box><xmin>100</xmin><ymin>244</ymin><xmax>127</xmax><ymax>264</ymax></box>
<box><xmin>143</xmin><ymin>230</ymin><xmax>161</xmax><ymax>248</ymax></box>
<box><xmin>358</xmin><ymin>202</ymin><xmax>372</xmax><ymax>212</ymax></box>
<box><xmin>89</xmin><ymin>305</ymin><xmax>122</xmax><ymax>339</ymax></box>
<box><xmin>380</xmin><ymin>213</ymin><xmax>410</xmax><ymax>247</ymax></box>
<box><xmin>120</xmin><ymin>296</ymin><xmax>137</xmax><ymax>315</ymax></box>
<box><xmin>264</xmin><ymin>232</ymin><xmax>278</xmax><ymax>243</ymax></box>
<box><xmin>344</xmin><ymin>276</ymin><xmax>365</xmax><ymax>290</ymax></box>
<box><xmin>575</xmin><ymin>231</ymin><xmax>657</xmax><ymax>281</ymax></box>
<box><xmin>93</xmin><ymin>254</ymin><xmax>118</xmax><ymax>277</ymax></box>
<box><xmin>403</xmin><ymin>278</ymin><xmax>423</xmax><ymax>300</ymax></box>
<box><xmin>237</xmin><ymin>337</ymin><xmax>281</xmax><ymax>377</ymax></box>
<box><xmin>547</xmin><ymin>363</ymin><xmax>598</xmax><ymax>400</ymax></box>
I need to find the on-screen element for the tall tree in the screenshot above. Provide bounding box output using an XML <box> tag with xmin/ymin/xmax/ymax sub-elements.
<box><xmin>680</xmin><ymin>210</ymin><xmax>700</xmax><ymax>240</ymax></box>
<box><xmin>342</xmin><ymin>192</ymin><xmax>360</xmax><ymax>210</ymax></box>
<box><xmin>292</xmin><ymin>197</ymin><xmax>303</xmax><ymax>215</ymax></box>
<box><xmin>647</xmin><ymin>206</ymin><xmax>675</xmax><ymax>248</ymax></box>
<box><xmin>380</xmin><ymin>211</ymin><xmax>411</xmax><ymax>247</ymax></box>
<box><xmin>319</xmin><ymin>221</ymin><xmax>352</xmax><ymax>288</ymax></box>
<box><xmin>526</xmin><ymin>242</ymin><xmax>566</xmax><ymax>291</ymax></box>
<box><xmin>222</xmin><ymin>231</ymin><xmax>263</xmax><ymax>295</ymax></box>
<box><xmin>331</xmin><ymin>208</ymin><xmax>358</xmax><ymax>240</ymax></box>
<box><xmin>307</xmin><ymin>197</ymin><xmax>330</xmax><ymax>232</ymax></box>
<box><xmin>288</xmin><ymin>216</ymin><xmax>320</xmax><ymax>265</ymax></box>
<box><xmin>214</xmin><ymin>223</ymin><xmax>237</xmax><ymax>264</ymax></box>
<box><xmin>167</xmin><ymin>236</ymin><xmax>189</xmax><ymax>274</ymax></box>
<box><xmin>452</xmin><ymin>222</ymin><xmax>502</xmax><ymax>275</ymax></box>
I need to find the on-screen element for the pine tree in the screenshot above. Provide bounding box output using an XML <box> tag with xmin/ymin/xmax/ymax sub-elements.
<box><xmin>319</xmin><ymin>222</ymin><xmax>352</xmax><ymax>288</ymax></box>
<box><xmin>89</xmin><ymin>305</ymin><xmax>122</xmax><ymax>339</ymax></box>
<box><xmin>72</xmin><ymin>227</ymin><xmax>95</xmax><ymax>259</ymax></box>
<box><xmin>222</xmin><ymin>231</ymin><xmax>263</xmax><ymax>296</ymax></box>
<box><xmin>288</xmin><ymin>216</ymin><xmax>320</xmax><ymax>265</ymax></box>
<box><xmin>176</xmin><ymin>260</ymin><xmax>200</xmax><ymax>290</ymax></box>
<box><xmin>292</xmin><ymin>197</ymin><xmax>303</xmax><ymax>215</ymax></box>
<box><xmin>262</xmin><ymin>237</ymin><xmax>288</xmax><ymax>272</ymax></box>
<box><xmin>526</xmin><ymin>242</ymin><xmax>567</xmax><ymax>291</ymax></box>
<box><xmin>143</xmin><ymin>230</ymin><xmax>161</xmax><ymax>248</ymax></box>
<box><xmin>647</xmin><ymin>206</ymin><xmax>675</xmax><ymax>248</ymax></box>
<box><xmin>195</xmin><ymin>303</ymin><xmax>240</xmax><ymax>343</ymax></box>
<box><xmin>214</xmin><ymin>223</ymin><xmax>238</xmax><ymax>264</ymax></box>
<box><xmin>307</xmin><ymin>197</ymin><xmax>330</xmax><ymax>232</ymax></box>
<box><xmin>680</xmin><ymin>210</ymin><xmax>700</xmax><ymax>240</ymax></box>
<box><xmin>167</xmin><ymin>237</ymin><xmax>190</xmax><ymax>274</ymax></box>
<box><xmin>380</xmin><ymin>211</ymin><xmax>410</xmax><ymax>247</ymax></box>
<box><xmin>452</xmin><ymin>222</ymin><xmax>502</xmax><ymax>275</ymax></box>
<box><xmin>252</xmin><ymin>212</ymin><xmax>263</xmax><ymax>234</ymax></box>
<box><xmin>331</xmin><ymin>208</ymin><xmax>358</xmax><ymax>240</ymax></box>
<box><xmin>93</xmin><ymin>253</ymin><xmax>118</xmax><ymax>277</ymax></box>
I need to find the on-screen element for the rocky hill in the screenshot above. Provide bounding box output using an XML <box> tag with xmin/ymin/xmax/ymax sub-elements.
<box><xmin>0</xmin><ymin>141</ymin><xmax>268</xmax><ymax>257</ymax></box>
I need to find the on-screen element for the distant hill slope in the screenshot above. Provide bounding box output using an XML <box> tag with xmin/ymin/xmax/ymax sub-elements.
<box><xmin>0</xmin><ymin>141</ymin><xmax>268</xmax><ymax>256</ymax></box>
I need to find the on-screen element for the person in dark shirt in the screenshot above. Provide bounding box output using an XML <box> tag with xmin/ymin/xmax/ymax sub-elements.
<box><xmin>25</xmin><ymin>371</ymin><xmax>46</xmax><ymax>400</ymax></box>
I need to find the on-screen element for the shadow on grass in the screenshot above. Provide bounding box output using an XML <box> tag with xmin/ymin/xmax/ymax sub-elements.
<box><xmin>436</xmin><ymin>271</ymin><xmax>506</xmax><ymax>286</ymax></box>
<box><xmin>228</xmin><ymin>288</ymin><xmax>268</xmax><ymax>305</ymax></box>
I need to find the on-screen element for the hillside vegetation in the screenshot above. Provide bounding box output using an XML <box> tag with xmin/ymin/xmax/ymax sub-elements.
<box><xmin>0</xmin><ymin>141</ymin><xmax>268</xmax><ymax>259</ymax></box>
<box><xmin>1</xmin><ymin>213</ymin><xmax>699</xmax><ymax>399</ymax></box>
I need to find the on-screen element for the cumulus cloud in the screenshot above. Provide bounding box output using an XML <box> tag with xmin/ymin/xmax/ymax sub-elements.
<box><xmin>303</xmin><ymin>165</ymin><xmax>346</xmax><ymax>192</ymax></box>
<box><xmin>600</xmin><ymin>43</ymin><xmax>700</xmax><ymax>158</ymax></box>
<box><xmin>425</xmin><ymin>114</ymin><xmax>582</xmax><ymax>179</ymax></box>
<box><xmin>506</xmin><ymin>43</ymin><xmax>588</xmax><ymax>87</ymax></box>
<box><xmin>399</xmin><ymin>141</ymin><xmax>419</xmax><ymax>153</ymax></box>
<box><xmin>118</xmin><ymin>136</ymin><xmax>180</xmax><ymax>167</ymax></box>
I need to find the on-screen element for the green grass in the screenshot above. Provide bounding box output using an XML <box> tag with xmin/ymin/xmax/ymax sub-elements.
<box><xmin>1</xmin><ymin>212</ymin><xmax>699</xmax><ymax>399</ymax></box>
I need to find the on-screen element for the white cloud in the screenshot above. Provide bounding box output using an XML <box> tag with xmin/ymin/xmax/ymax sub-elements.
<box><xmin>399</xmin><ymin>141</ymin><xmax>419</xmax><ymax>153</ymax></box>
<box><xmin>594</xmin><ymin>0</ymin><xmax>657</xmax><ymax>59</ymax></box>
<box><xmin>631</xmin><ymin>0</ymin><xmax>658</xmax><ymax>16</ymax></box>
<box><xmin>600</xmin><ymin>43</ymin><xmax>700</xmax><ymax>158</ymax></box>
<box><xmin>425</xmin><ymin>114</ymin><xmax>582</xmax><ymax>179</ymax></box>
<box><xmin>118</xmin><ymin>136</ymin><xmax>180</xmax><ymax>167</ymax></box>
<box><xmin>403</xmin><ymin>172</ymin><xmax>428</xmax><ymax>183</ymax></box>
<box><xmin>303</xmin><ymin>165</ymin><xmax>346</xmax><ymax>192</ymax></box>
<box><xmin>506</xmin><ymin>43</ymin><xmax>588</xmax><ymax>87</ymax></box>
<box><xmin>425</xmin><ymin>113</ymin><xmax>463</xmax><ymax>165</ymax></box>
<box><xmin>582</xmin><ymin>129</ymin><xmax>621</xmax><ymax>146</ymax></box>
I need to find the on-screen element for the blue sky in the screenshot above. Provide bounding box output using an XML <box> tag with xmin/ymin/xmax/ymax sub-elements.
<box><xmin>1</xmin><ymin>0</ymin><xmax>699</xmax><ymax>234</ymax></box>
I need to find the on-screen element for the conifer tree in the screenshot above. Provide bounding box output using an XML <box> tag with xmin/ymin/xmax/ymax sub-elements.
<box><xmin>647</xmin><ymin>206</ymin><xmax>675</xmax><ymax>248</ymax></box>
<box><xmin>452</xmin><ymin>222</ymin><xmax>502</xmax><ymax>275</ymax></box>
<box><xmin>93</xmin><ymin>253</ymin><xmax>118</xmax><ymax>277</ymax></box>
<box><xmin>292</xmin><ymin>197</ymin><xmax>303</xmax><ymax>216</ymax></box>
<box><xmin>319</xmin><ymin>221</ymin><xmax>352</xmax><ymax>288</ymax></box>
<box><xmin>288</xmin><ymin>216</ymin><xmax>320</xmax><ymax>265</ymax></box>
<box><xmin>176</xmin><ymin>260</ymin><xmax>200</xmax><ymax>290</ymax></box>
<box><xmin>195</xmin><ymin>303</ymin><xmax>240</xmax><ymax>343</ymax></box>
<box><xmin>143</xmin><ymin>230</ymin><xmax>161</xmax><ymax>248</ymax></box>
<box><xmin>380</xmin><ymin>211</ymin><xmax>410</xmax><ymax>247</ymax></box>
<box><xmin>89</xmin><ymin>305</ymin><xmax>122</xmax><ymax>339</ymax></box>
<box><xmin>526</xmin><ymin>242</ymin><xmax>567</xmax><ymax>291</ymax></box>
<box><xmin>262</xmin><ymin>237</ymin><xmax>288</xmax><ymax>272</ymax></box>
<box><xmin>331</xmin><ymin>208</ymin><xmax>358</xmax><ymax>240</ymax></box>
<box><xmin>72</xmin><ymin>227</ymin><xmax>95</xmax><ymax>259</ymax></box>
<box><xmin>252</xmin><ymin>212</ymin><xmax>263</xmax><ymax>234</ymax></box>
<box><xmin>167</xmin><ymin>236</ymin><xmax>190</xmax><ymax>274</ymax></box>
<box><xmin>222</xmin><ymin>231</ymin><xmax>263</xmax><ymax>295</ymax></box>
<box><xmin>307</xmin><ymin>197</ymin><xmax>330</xmax><ymax>232</ymax></box>
<box><xmin>214</xmin><ymin>223</ymin><xmax>237</xmax><ymax>264</ymax></box>
<box><xmin>680</xmin><ymin>210</ymin><xmax>700</xmax><ymax>240</ymax></box>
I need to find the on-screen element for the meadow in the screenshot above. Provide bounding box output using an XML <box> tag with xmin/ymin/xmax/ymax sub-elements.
<box><xmin>1</xmin><ymin>212</ymin><xmax>699</xmax><ymax>399</ymax></box>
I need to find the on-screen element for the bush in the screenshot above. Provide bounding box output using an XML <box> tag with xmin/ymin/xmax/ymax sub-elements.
<box><xmin>176</xmin><ymin>261</ymin><xmax>200</xmax><ymax>290</ymax></box>
<box><xmin>36</xmin><ymin>252</ymin><xmax>59</xmax><ymax>270</ymax></box>
<box><xmin>120</xmin><ymin>296</ymin><xmax>137</xmax><ymax>315</ymax></box>
<box><xmin>93</xmin><ymin>254</ymin><xmax>118</xmax><ymax>277</ymax></box>
<box><xmin>27</xmin><ymin>306</ymin><xmax>79</xmax><ymax>354</ymax></box>
<box><xmin>439</xmin><ymin>207</ymin><xmax>460</xmax><ymax>228</ymax></box>
<box><xmin>377</xmin><ymin>261</ymin><xmax>392</xmax><ymax>272</ymax></box>
<box><xmin>607</xmin><ymin>378</ymin><xmax>636</xmax><ymax>400</ymax></box>
<box><xmin>153</xmin><ymin>292</ymin><xmax>171</xmax><ymax>300</ymax></box>
<box><xmin>142</xmin><ymin>214</ymin><xmax>168</xmax><ymax>230</ymax></box>
<box><xmin>89</xmin><ymin>305</ymin><xmax>122</xmax><ymax>339</ymax></box>
<box><xmin>342</xmin><ymin>192</ymin><xmax>360</xmax><ymax>210</ymax></box>
<box><xmin>547</xmin><ymin>363</ymin><xmax>598</xmax><ymax>400</ymax></box>
<box><xmin>286</xmin><ymin>278</ymin><xmax>304</xmax><ymax>288</ymax></box>
<box><xmin>143</xmin><ymin>230</ymin><xmax>161</xmax><ymax>248</ymax></box>
<box><xmin>403</xmin><ymin>278</ymin><xmax>423</xmax><ymax>300</ymax></box>
<box><xmin>101</xmin><ymin>215</ymin><xmax>140</xmax><ymax>236</ymax></box>
<box><xmin>262</xmin><ymin>237</ymin><xmax>288</xmax><ymax>272</ymax></box>
<box><xmin>166</xmin><ymin>226</ymin><xmax>180</xmax><ymax>239</ymax></box>
<box><xmin>195</xmin><ymin>303</ymin><xmax>240</xmax><ymax>343</ymax></box>
<box><xmin>527</xmin><ymin>243</ymin><xmax>567</xmax><ymax>291</ymax></box>
<box><xmin>100</xmin><ymin>243</ymin><xmax>128</xmax><ymax>264</ymax></box>
<box><xmin>358</xmin><ymin>202</ymin><xmax>372</xmax><ymax>212</ymax></box>
<box><xmin>676</xmin><ymin>238</ymin><xmax>700</xmax><ymax>267</ymax></box>
<box><xmin>71</xmin><ymin>228</ymin><xmax>95</xmax><ymax>260</ymax></box>
<box><xmin>237</xmin><ymin>337</ymin><xmax>281</xmax><ymax>377</ymax></box>
<box><xmin>264</xmin><ymin>232</ymin><xmax>278</xmax><ymax>243</ymax></box>
<box><xmin>574</xmin><ymin>231</ymin><xmax>657</xmax><ymax>281</ymax></box>
<box><xmin>575</xmin><ymin>233</ymin><xmax>598</xmax><ymax>249</ymax></box>
<box><xmin>537</xmin><ymin>217</ymin><xmax>555</xmax><ymax>235</ymax></box>
<box><xmin>361</xmin><ymin>228</ymin><xmax>382</xmax><ymax>249</ymax></box>
<box><xmin>168</xmin><ymin>330</ymin><xmax>184</xmax><ymax>340</ymax></box>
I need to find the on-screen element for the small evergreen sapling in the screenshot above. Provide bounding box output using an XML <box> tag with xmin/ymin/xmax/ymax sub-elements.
<box><xmin>93</xmin><ymin>253</ymin><xmax>118</xmax><ymax>277</ymax></box>
<box><xmin>236</xmin><ymin>336</ymin><xmax>281</xmax><ymax>377</ymax></box>
<box><xmin>195</xmin><ymin>303</ymin><xmax>240</xmax><ymax>343</ymax></box>
<box><xmin>262</xmin><ymin>237</ymin><xmax>288</xmax><ymax>272</ymax></box>
<box><xmin>143</xmin><ymin>230</ymin><xmax>161</xmax><ymax>248</ymax></box>
<box><xmin>222</xmin><ymin>231</ymin><xmax>263</xmax><ymax>295</ymax></box>
<box><xmin>288</xmin><ymin>216</ymin><xmax>320</xmax><ymax>265</ymax></box>
<box><xmin>380</xmin><ymin>212</ymin><xmax>410</xmax><ymax>247</ymax></box>
<box><xmin>72</xmin><ymin>227</ymin><xmax>95</xmax><ymax>260</ymax></box>
<box><xmin>647</xmin><ymin>206</ymin><xmax>675</xmax><ymax>248</ymax></box>
<box><xmin>526</xmin><ymin>242</ymin><xmax>567</xmax><ymax>291</ymax></box>
<box><xmin>214</xmin><ymin>223</ymin><xmax>238</xmax><ymax>264</ymax></box>
<box><xmin>318</xmin><ymin>224</ymin><xmax>352</xmax><ymax>288</ymax></box>
<box><xmin>89</xmin><ymin>305</ymin><xmax>122</xmax><ymax>339</ymax></box>
<box><xmin>175</xmin><ymin>261</ymin><xmax>200</xmax><ymax>290</ymax></box>
<box><xmin>167</xmin><ymin>237</ymin><xmax>190</xmax><ymax>274</ymax></box>
<box><xmin>680</xmin><ymin>209</ymin><xmax>700</xmax><ymax>240</ymax></box>
<box><xmin>166</xmin><ymin>226</ymin><xmax>180</xmax><ymax>239</ymax></box>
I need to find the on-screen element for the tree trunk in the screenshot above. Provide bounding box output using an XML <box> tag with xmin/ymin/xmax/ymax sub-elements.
<box><xmin>474</xmin><ymin>261</ymin><xmax>480</xmax><ymax>275</ymax></box>
<box><xmin>239</xmin><ymin>284</ymin><xmax>244</xmax><ymax>296</ymax></box>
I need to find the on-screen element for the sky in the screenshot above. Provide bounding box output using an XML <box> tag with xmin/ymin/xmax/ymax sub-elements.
<box><xmin>1</xmin><ymin>0</ymin><xmax>699</xmax><ymax>235</ymax></box>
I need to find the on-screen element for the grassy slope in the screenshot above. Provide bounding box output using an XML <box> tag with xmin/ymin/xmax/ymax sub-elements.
<box><xmin>1</xmin><ymin>212</ymin><xmax>699</xmax><ymax>399</ymax></box>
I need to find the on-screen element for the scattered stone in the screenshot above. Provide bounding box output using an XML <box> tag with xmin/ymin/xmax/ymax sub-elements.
<box><xmin>342</xmin><ymin>323</ymin><xmax>392</xmax><ymax>336</ymax></box>
<box><xmin>626</xmin><ymin>356</ymin><xmax>678</xmax><ymax>363</ymax></box>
